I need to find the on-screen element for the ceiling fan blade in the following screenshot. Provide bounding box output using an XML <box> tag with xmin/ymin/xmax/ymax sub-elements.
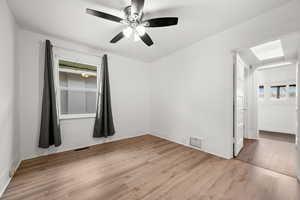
<box><xmin>144</xmin><ymin>17</ymin><xmax>178</xmax><ymax>27</ymax></box>
<box><xmin>86</xmin><ymin>8</ymin><xmax>123</xmax><ymax>23</ymax></box>
<box><xmin>140</xmin><ymin>33</ymin><xmax>154</xmax><ymax>46</ymax></box>
<box><xmin>131</xmin><ymin>0</ymin><xmax>144</xmax><ymax>16</ymax></box>
<box><xmin>110</xmin><ymin>32</ymin><xmax>125</xmax><ymax>43</ymax></box>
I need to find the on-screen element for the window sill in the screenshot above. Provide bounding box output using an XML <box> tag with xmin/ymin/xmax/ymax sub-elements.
<box><xmin>60</xmin><ymin>114</ymin><xmax>96</xmax><ymax>120</ymax></box>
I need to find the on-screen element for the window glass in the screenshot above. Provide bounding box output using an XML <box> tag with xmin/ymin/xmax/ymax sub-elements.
<box><xmin>271</xmin><ymin>85</ymin><xmax>286</xmax><ymax>99</ymax></box>
<box><xmin>289</xmin><ymin>84</ymin><xmax>296</xmax><ymax>98</ymax></box>
<box><xmin>258</xmin><ymin>85</ymin><xmax>264</xmax><ymax>98</ymax></box>
<box><xmin>58</xmin><ymin>60</ymin><xmax>98</xmax><ymax>116</ymax></box>
<box><xmin>279</xmin><ymin>86</ymin><xmax>286</xmax><ymax>98</ymax></box>
<box><xmin>59</xmin><ymin>72</ymin><xmax>97</xmax><ymax>89</ymax></box>
<box><xmin>270</xmin><ymin>86</ymin><xmax>278</xmax><ymax>98</ymax></box>
<box><xmin>60</xmin><ymin>90</ymin><xmax>97</xmax><ymax>115</ymax></box>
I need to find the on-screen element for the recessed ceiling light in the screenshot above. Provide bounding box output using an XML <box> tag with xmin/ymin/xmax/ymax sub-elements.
<box><xmin>257</xmin><ymin>61</ymin><xmax>292</xmax><ymax>70</ymax></box>
<box><xmin>250</xmin><ymin>40</ymin><xmax>284</xmax><ymax>61</ymax></box>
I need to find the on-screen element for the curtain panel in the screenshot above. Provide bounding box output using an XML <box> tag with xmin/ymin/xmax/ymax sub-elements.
<box><xmin>93</xmin><ymin>54</ymin><xmax>115</xmax><ymax>138</ymax></box>
<box><xmin>39</xmin><ymin>40</ymin><xmax>61</xmax><ymax>148</ymax></box>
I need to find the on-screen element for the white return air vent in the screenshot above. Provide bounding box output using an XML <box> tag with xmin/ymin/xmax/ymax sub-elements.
<box><xmin>190</xmin><ymin>137</ymin><xmax>202</xmax><ymax>149</ymax></box>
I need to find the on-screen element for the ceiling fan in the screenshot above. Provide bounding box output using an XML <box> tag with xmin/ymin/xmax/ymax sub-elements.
<box><xmin>86</xmin><ymin>0</ymin><xmax>178</xmax><ymax>47</ymax></box>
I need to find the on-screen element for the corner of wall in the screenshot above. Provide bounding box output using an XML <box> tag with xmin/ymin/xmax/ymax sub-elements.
<box><xmin>0</xmin><ymin>160</ymin><xmax>21</xmax><ymax>198</ymax></box>
<box><xmin>0</xmin><ymin>0</ymin><xmax>22</xmax><ymax>197</ymax></box>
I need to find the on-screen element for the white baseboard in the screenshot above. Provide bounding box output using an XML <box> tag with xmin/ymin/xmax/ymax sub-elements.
<box><xmin>246</xmin><ymin>129</ymin><xmax>258</xmax><ymax>139</ymax></box>
<box><xmin>0</xmin><ymin>160</ymin><xmax>22</xmax><ymax>198</ymax></box>
<box><xmin>149</xmin><ymin>133</ymin><xmax>232</xmax><ymax>160</ymax></box>
<box><xmin>23</xmin><ymin>132</ymin><xmax>148</xmax><ymax>160</ymax></box>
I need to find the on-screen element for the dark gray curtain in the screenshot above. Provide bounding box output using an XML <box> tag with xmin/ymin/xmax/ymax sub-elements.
<box><xmin>39</xmin><ymin>40</ymin><xmax>61</xmax><ymax>148</ymax></box>
<box><xmin>93</xmin><ymin>54</ymin><xmax>115</xmax><ymax>138</ymax></box>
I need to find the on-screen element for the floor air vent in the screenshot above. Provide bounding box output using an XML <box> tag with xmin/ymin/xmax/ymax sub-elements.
<box><xmin>190</xmin><ymin>137</ymin><xmax>202</xmax><ymax>149</ymax></box>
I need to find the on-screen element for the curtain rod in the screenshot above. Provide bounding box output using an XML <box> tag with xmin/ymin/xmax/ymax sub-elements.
<box><xmin>52</xmin><ymin>44</ymin><xmax>105</xmax><ymax>58</ymax></box>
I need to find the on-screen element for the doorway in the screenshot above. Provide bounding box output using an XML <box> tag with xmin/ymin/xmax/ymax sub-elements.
<box><xmin>233</xmin><ymin>32</ymin><xmax>299</xmax><ymax>178</ymax></box>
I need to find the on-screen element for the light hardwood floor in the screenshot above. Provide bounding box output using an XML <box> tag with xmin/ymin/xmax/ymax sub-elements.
<box><xmin>1</xmin><ymin>134</ymin><xmax>300</xmax><ymax>200</ymax></box>
<box><xmin>237</xmin><ymin>131</ymin><xmax>297</xmax><ymax>177</ymax></box>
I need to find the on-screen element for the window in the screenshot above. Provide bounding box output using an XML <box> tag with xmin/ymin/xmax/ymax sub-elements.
<box><xmin>258</xmin><ymin>85</ymin><xmax>264</xmax><ymax>98</ymax></box>
<box><xmin>288</xmin><ymin>84</ymin><xmax>296</xmax><ymax>98</ymax></box>
<box><xmin>271</xmin><ymin>85</ymin><xmax>286</xmax><ymax>99</ymax></box>
<box><xmin>57</xmin><ymin>60</ymin><xmax>99</xmax><ymax>118</ymax></box>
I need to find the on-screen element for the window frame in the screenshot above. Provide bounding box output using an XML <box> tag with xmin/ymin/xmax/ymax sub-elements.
<box><xmin>53</xmin><ymin>54</ymin><xmax>101</xmax><ymax>120</ymax></box>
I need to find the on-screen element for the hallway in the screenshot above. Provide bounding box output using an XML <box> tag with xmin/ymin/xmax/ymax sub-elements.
<box><xmin>237</xmin><ymin>131</ymin><xmax>297</xmax><ymax>177</ymax></box>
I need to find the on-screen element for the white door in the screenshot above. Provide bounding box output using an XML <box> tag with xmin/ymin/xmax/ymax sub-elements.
<box><xmin>234</xmin><ymin>53</ymin><xmax>246</xmax><ymax>156</ymax></box>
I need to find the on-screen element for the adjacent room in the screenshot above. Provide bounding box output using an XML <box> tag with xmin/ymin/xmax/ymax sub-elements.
<box><xmin>236</xmin><ymin>33</ymin><xmax>299</xmax><ymax>177</ymax></box>
<box><xmin>1</xmin><ymin>0</ymin><xmax>300</xmax><ymax>199</ymax></box>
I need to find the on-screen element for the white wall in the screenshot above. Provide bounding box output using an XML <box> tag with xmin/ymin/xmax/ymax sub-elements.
<box><xmin>0</xmin><ymin>0</ymin><xmax>20</xmax><ymax>196</ymax></box>
<box><xmin>17</xmin><ymin>29</ymin><xmax>150</xmax><ymax>160</ymax></box>
<box><xmin>149</xmin><ymin>0</ymin><xmax>300</xmax><ymax>159</ymax></box>
<box><xmin>257</xmin><ymin>65</ymin><xmax>296</xmax><ymax>134</ymax></box>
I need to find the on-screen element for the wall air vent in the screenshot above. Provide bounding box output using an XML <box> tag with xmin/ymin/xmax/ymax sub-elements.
<box><xmin>190</xmin><ymin>137</ymin><xmax>202</xmax><ymax>149</ymax></box>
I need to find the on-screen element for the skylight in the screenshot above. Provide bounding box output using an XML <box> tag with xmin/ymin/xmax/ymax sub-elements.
<box><xmin>250</xmin><ymin>40</ymin><xmax>284</xmax><ymax>61</ymax></box>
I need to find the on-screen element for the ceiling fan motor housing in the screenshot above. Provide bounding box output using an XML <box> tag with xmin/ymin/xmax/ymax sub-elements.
<box><xmin>123</xmin><ymin>6</ymin><xmax>143</xmax><ymax>25</ymax></box>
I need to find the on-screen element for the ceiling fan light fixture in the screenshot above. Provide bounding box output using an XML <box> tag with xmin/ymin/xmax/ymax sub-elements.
<box><xmin>134</xmin><ymin>33</ymin><xmax>141</xmax><ymax>42</ymax></box>
<box><xmin>136</xmin><ymin>25</ymin><xmax>146</xmax><ymax>36</ymax></box>
<box><xmin>123</xmin><ymin>27</ymin><xmax>133</xmax><ymax>38</ymax></box>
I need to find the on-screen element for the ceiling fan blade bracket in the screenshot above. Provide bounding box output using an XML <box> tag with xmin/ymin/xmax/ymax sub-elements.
<box><xmin>142</xmin><ymin>21</ymin><xmax>150</xmax><ymax>27</ymax></box>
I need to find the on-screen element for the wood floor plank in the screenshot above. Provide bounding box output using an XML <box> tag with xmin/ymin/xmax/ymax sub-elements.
<box><xmin>237</xmin><ymin>131</ymin><xmax>297</xmax><ymax>177</ymax></box>
<box><xmin>1</xmin><ymin>134</ymin><xmax>299</xmax><ymax>200</ymax></box>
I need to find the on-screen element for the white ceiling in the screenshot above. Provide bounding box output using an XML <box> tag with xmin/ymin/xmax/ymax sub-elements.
<box><xmin>239</xmin><ymin>32</ymin><xmax>300</xmax><ymax>67</ymax></box>
<box><xmin>8</xmin><ymin>0</ymin><xmax>293</xmax><ymax>62</ymax></box>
